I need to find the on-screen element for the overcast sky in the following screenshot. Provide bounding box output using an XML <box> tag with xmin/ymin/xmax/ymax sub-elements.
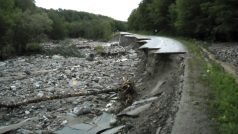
<box><xmin>35</xmin><ymin>0</ymin><xmax>142</xmax><ymax>21</ymax></box>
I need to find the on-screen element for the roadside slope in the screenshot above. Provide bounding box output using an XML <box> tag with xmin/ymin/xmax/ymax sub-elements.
<box><xmin>172</xmin><ymin>40</ymin><xmax>215</xmax><ymax>134</ymax></box>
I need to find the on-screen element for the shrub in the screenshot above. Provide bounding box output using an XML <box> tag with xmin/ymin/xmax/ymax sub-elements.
<box><xmin>26</xmin><ymin>43</ymin><xmax>43</xmax><ymax>53</ymax></box>
<box><xmin>95</xmin><ymin>45</ymin><xmax>105</xmax><ymax>54</ymax></box>
<box><xmin>0</xmin><ymin>44</ymin><xmax>15</xmax><ymax>59</ymax></box>
<box><xmin>43</xmin><ymin>44</ymin><xmax>84</xmax><ymax>58</ymax></box>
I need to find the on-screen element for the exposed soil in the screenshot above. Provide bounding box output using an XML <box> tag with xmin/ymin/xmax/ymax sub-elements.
<box><xmin>121</xmin><ymin>54</ymin><xmax>185</xmax><ymax>134</ymax></box>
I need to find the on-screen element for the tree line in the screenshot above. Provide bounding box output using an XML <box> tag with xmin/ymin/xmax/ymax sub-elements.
<box><xmin>0</xmin><ymin>0</ymin><xmax>127</xmax><ymax>60</ymax></box>
<box><xmin>128</xmin><ymin>0</ymin><xmax>238</xmax><ymax>41</ymax></box>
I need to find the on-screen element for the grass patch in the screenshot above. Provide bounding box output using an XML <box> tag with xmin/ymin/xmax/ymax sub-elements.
<box><xmin>94</xmin><ymin>45</ymin><xmax>105</xmax><ymax>54</ymax></box>
<box><xmin>26</xmin><ymin>42</ymin><xmax>43</xmax><ymax>53</ymax></box>
<box><xmin>43</xmin><ymin>42</ymin><xmax>84</xmax><ymax>58</ymax></box>
<box><xmin>206</xmin><ymin>62</ymin><xmax>238</xmax><ymax>134</ymax></box>
<box><xmin>181</xmin><ymin>38</ymin><xmax>238</xmax><ymax>134</ymax></box>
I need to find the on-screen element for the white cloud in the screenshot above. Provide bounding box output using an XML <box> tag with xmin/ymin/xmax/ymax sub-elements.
<box><xmin>35</xmin><ymin>0</ymin><xmax>142</xmax><ymax>21</ymax></box>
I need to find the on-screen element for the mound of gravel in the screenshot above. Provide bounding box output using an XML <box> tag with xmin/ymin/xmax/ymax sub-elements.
<box><xmin>209</xmin><ymin>44</ymin><xmax>238</xmax><ymax>67</ymax></box>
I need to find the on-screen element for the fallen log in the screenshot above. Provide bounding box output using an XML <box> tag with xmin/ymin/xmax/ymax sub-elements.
<box><xmin>0</xmin><ymin>78</ymin><xmax>135</xmax><ymax>108</ymax></box>
<box><xmin>0</xmin><ymin>89</ymin><xmax>117</xmax><ymax>108</ymax></box>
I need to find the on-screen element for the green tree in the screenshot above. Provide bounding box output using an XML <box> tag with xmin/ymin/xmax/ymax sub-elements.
<box><xmin>128</xmin><ymin>0</ymin><xmax>176</xmax><ymax>33</ymax></box>
<box><xmin>208</xmin><ymin>0</ymin><xmax>238</xmax><ymax>40</ymax></box>
<box><xmin>0</xmin><ymin>0</ymin><xmax>15</xmax><ymax>41</ymax></box>
<box><xmin>128</xmin><ymin>9</ymin><xmax>140</xmax><ymax>30</ymax></box>
<box><xmin>14</xmin><ymin>0</ymin><xmax>35</xmax><ymax>11</ymax></box>
<box><xmin>67</xmin><ymin>22</ymin><xmax>83</xmax><ymax>38</ymax></box>
<box><xmin>48</xmin><ymin>10</ymin><xmax>67</xmax><ymax>40</ymax></box>
<box><xmin>12</xmin><ymin>11</ymin><xmax>52</xmax><ymax>53</ymax></box>
<box><xmin>151</xmin><ymin>0</ymin><xmax>176</xmax><ymax>32</ymax></box>
<box><xmin>174</xmin><ymin>0</ymin><xmax>212</xmax><ymax>38</ymax></box>
<box><xmin>0</xmin><ymin>0</ymin><xmax>17</xmax><ymax>58</ymax></box>
<box><xmin>81</xmin><ymin>20</ymin><xmax>112</xmax><ymax>40</ymax></box>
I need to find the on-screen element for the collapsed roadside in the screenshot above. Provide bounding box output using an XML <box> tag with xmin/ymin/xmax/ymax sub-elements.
<box><xmin>0</xmin><ymin>34</ymin><xmax>187</xmax><ymax>134</ymax></box>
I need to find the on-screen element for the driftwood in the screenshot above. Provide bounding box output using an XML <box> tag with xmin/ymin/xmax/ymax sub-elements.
<box><xmin>0</xmin><ymin>89</ymin><xmax>117</xmax><ymax>108</ymax></box>
<box><xmin>0</xmin><ymin>78</ymin><xmax>135</xmax><ymax>108</ymax></box>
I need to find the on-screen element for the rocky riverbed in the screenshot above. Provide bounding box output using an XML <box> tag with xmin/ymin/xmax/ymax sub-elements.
<box><xmin>0</xmin><ymin>36</ymin><xmax>186</xmax><ymax>134</ymax></box>
<box><xmin>0</xmin><ymin>38</ymin><xmax>142</xmax><ymax>133</ymax></box>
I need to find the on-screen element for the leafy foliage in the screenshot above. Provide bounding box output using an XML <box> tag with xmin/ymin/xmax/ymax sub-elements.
<box><xmin>128</xmin><ymin>0</ymin><xmax>238</xmax><ymax>41</ymax></box>
<box><xmin>0</xmin><ymin>0</ymin><xmax>127</xmax><ymax>60</ymax></box>
<box><xmin>95</xmin><ymin>45</ymin><xmax>105</xmax><ymax>54</ymax></box>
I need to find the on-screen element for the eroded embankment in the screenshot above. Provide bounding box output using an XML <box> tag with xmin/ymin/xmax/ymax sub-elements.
<box><xmin>118</xmin><ymin>35</ymin><xmax>186</xmax><ymax>134</ymax></box>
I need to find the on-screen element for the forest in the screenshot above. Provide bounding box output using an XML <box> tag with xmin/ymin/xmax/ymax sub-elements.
<box><xmin>0</xmin><ymin>0</ymin><xmax>126</xmax><ymax>59</ymax></box>
<box><xmin>128</xmin><ymin>0</ymin><xmax>238</xmax><ymax>41</ymax></box>
<box><xmin>1</xmin><ymin>0</ymin><xmax>238</xmax><ymax>60</ymax></box>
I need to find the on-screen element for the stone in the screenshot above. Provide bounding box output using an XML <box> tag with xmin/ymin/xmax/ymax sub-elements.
<box><xmin>72</xmin><ymin>101</ymin><xmax>79</xmax><ymax>105</ymax></box>
<box><xmin>156</xmin><ymin>127</ymin><xmax>161</xmax><ymax>134</ymax></box>
<box><xmin>52</xmin><ymin>55</ymin><xmax>64</xmax><ymax>60</ymax></box>
<box><xmin>61</xmin><ymin>120</ymin><xmax>68</xmax><ymax>125</ymax></box>
<box><xmin>64</xmin><ymin>70</ymin><xmax>71</xmax><ymax>75</ymax></box>
<box><xmin>129</xmin><ymin>53</ymin><xmax>137</xmax><ymax>59</ymax></box>
<box><xmin>17</xmin><ymin>129</ymin><xmax>34</xmax><ymax>134</ymax></box>
<box><xmin>109</xmin><ymin>115</ymin><xmax>117</xmax><ymax>126</ymax></box>
<box><xmin>37</xmin><ymin>92</ymin><xmax>44</xmax><ymax>97</ymax></box>
<box><xmin>0</xmin><ymin>62</ymin><xmax>6</xmax><ymax>67</ymax></box>
<box><xmin>101</xmin><ymin>125</ymin><xmax>125</xmax><ymax>134</ymax></box>
<box><xmin>72</xmin><ymin>106</ymin><xmax>91</xmax><ymax>116</ymax></box>
<box><xmin>25</xmin><ymin>111</ymin><xmax>30</xmax><ymax>115</ymax></box>
<box><xmin>92</xmin><ymin>77</ymin><xmax>100</xmax><ymax>83</ymax></box>
<box><xmin>10</xmin><ymin>85</ymin><xmax>17</xmax><ymax>91</ymax></box>
<box><xmin>34</xmin><ymin>83</ymin><xmax>41</xmax><ymax>89</ymax></box>
<box><xmin>69</xmin><ymin>78</ymin><xmax>79</xmax><ymax>87</ymax></box>
<box><xmin>46</xmin><ymin>87</ymin><xmax>55</xmax><ymax>93</ymax></box>
<box><xmin>24</xmin><ymin>70</ymin><xmax>31</xmax><ymax>75</ymax></box>
<box><xmin>86</xmin><ymin>53</ymin><xmax>95</xmax><ymax>61</ymax></box>
<box><xmin>92</xmin><ymin>83</ymin><xmax>103</xmax><ymax>89</ymax></box>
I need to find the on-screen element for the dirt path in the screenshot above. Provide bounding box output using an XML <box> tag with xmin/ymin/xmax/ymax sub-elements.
<box><xmin>201</xmin><ymin>47</ymin><xmax>238</xmax><ymax>83</ymax></box>
<box><xmin>171</xmin><ymin>49</ymin><xmax>215</xmax><ymax>134</ymax></box>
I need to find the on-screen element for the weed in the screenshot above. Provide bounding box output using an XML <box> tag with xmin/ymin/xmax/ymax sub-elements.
<box><xmin>95</xmin><ymin>45</ymin><xmax>105</xmax><ymax>54</ymax></box>
<box><xmin>182</xmin><ymin>38</ymin><xmax>238</xmax><ymax>134</ymax></box>
<box><xmin>206</xmin><ymin>62</ymin><xmax>238</xmax><ymax>134</ymax></box>
<box><xmin>43</xmin><ymin>44</ymin><xmax>84</xmax><ymax>58</ymax></box>
<box><xmin>26</xmin><ymin>43</ymin><xmax>43</xmax><ymax>53</ymax></box>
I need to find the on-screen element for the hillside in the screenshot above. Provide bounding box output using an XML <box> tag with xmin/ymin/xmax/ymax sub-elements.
<box><xmin>0</xmin><ymin>0</ymin><xmax>127</xmax><ymax>60</ymax></box>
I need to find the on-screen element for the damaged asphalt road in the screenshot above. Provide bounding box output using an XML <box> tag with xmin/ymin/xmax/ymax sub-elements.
<box><xmin>0</xmin><ymin>34</ymin><xmax>186</xmax><ymax>134</ymax></box>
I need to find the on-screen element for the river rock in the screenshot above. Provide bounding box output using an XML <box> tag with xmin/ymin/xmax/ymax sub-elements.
<box><xmin>52</xmin><ymin>55</ymin><xmax>64</xmax><ymax>60</ymax></box>
<box><xmin>10</xmin><ymin>85</ymin><xmax>17</xmax><ymax>91</ymax></box>
<box><xmin>37</xmin><ymin>92</ymin><xmax>44</xmax><ymax>97</ymax></box>
<box><xmin>86</xmin><ymin>53</ymin><xmax>95</xmax><ymax>61</ymax></box>
<box><xmin>72</xmin><ymin>106</ymin><xmax>91</xmax><ymax>116</ymax></box>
